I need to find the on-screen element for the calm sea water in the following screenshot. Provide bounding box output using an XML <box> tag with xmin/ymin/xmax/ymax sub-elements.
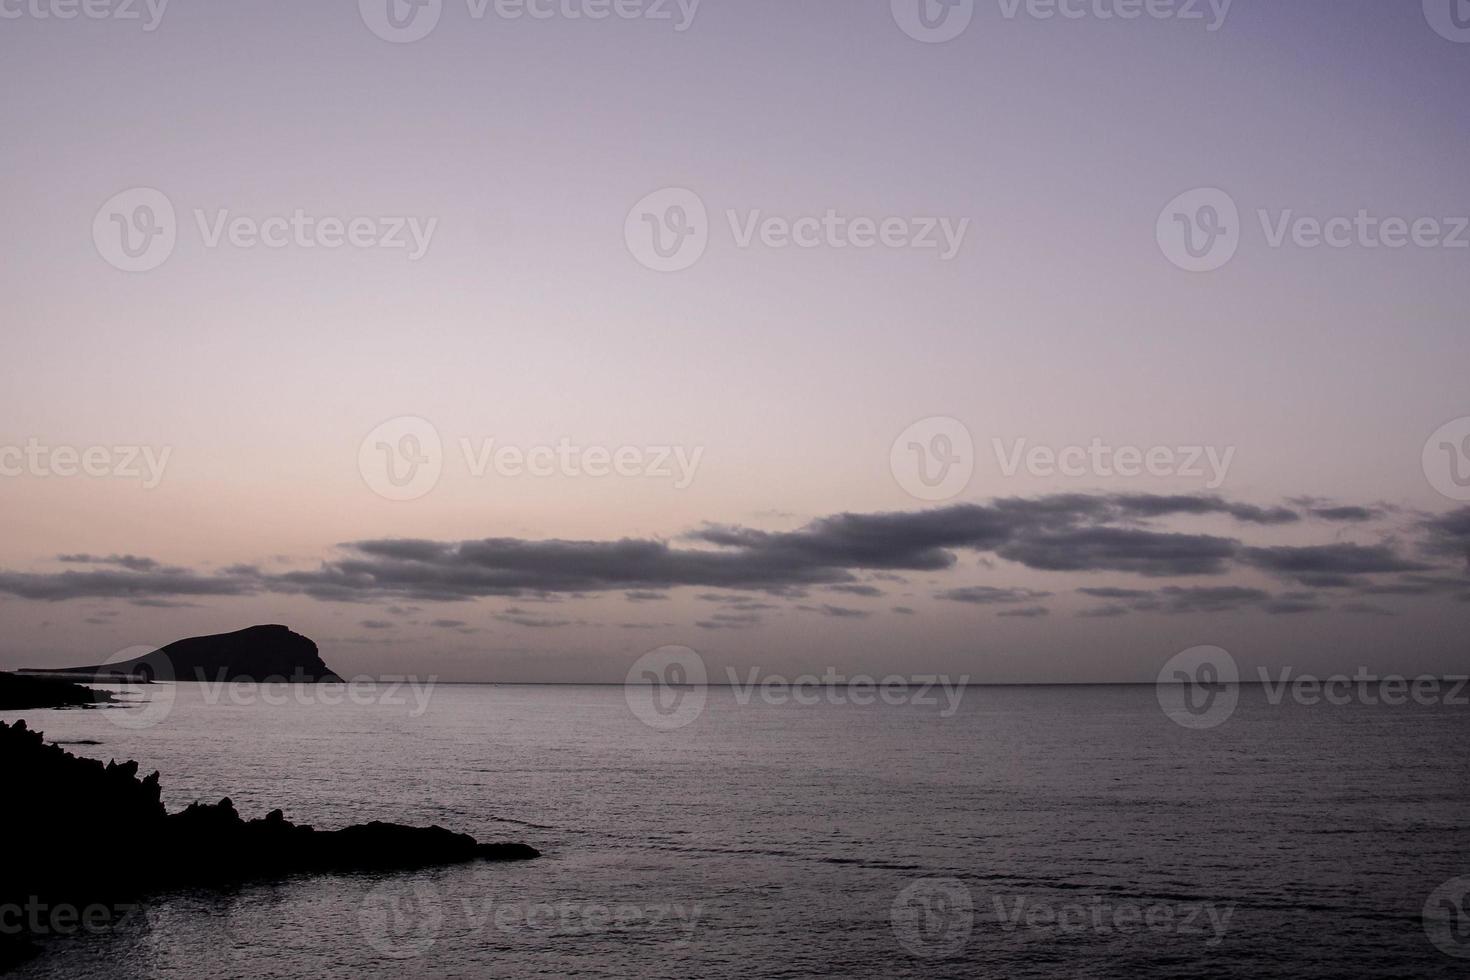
<box><xmin>4</xmin><ymin>682</ymin><xmax>1469</xmax><ymax>979</ymax></box>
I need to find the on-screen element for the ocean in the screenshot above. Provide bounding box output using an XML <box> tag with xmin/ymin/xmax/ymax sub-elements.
<box><xmin>4</xmin><ymin>681</ymin><xmax>1469</xmax><ymax>978</ymax></box>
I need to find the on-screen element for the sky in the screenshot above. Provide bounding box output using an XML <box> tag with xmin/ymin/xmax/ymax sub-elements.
<box><xmin>0</xmin><ymin>0</ymin><xmax>1467</xmax><ymax>681</ymax></box>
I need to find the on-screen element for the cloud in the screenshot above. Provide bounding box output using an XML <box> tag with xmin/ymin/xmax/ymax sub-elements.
<box><xmin>996</xmin><ymin>528</ymin><xmax>1237</xmax><ymax>576</ymax></box>
<box><xmin>57</xmin><ymin>554</ymin><xmax>163</xmax><ymax>572</ymax></box>
<box><xmin>494</xmin><ymin>607</ymin><xmax>577</xmax><ymax>629</ymax></box>
<box><xmin>360</xmin><ymin>619</ymin><xmax>396</xmax><ymax>629</ymax></box>
<box><xmin>0</xmin><ymin>566</ymin><xmax>258</xmax><ymax>601</ymax></box>
<box><xmin>997</xmin><ymin>606</ymin><xmax>1050</xmax><ymax>618</ymax></box>
<box><xmin>826</xmin><ymin>584</ymin><xmax>884</xmax><ymax>597</ymax></box>
<box><xmin>696</xmin><ymin>612</ymin><xmax>763</xmax><ymax>630</ymax></box>
<box><xmin>1241</xmin><ymin>544</ymin><xmax>1433</xmax><ymax>584</ymax></box>
<box><xmin>796</xmin><ymin>604</ymin><xmax>871</xmax><ymax>619</ymax></box>
<box><xmin>0</xmin><ymin>495</ymin><xmax>1461</xmax><ymax>628</ymax></box>
<box><xmin>936</xmin><ymin>586</ymin><xmax>1052</xmax><ymax>605</ymax></box>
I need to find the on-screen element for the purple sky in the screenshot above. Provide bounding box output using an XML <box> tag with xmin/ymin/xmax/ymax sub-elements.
<box><xmin>1</xmin><ymin>0</ymin><xmax>1467</xmax><ymax>680</ymax></box>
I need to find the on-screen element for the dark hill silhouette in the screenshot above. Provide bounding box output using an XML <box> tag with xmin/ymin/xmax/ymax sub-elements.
<box><xmin>0</xmin><ymin>719</ymin><xmax>537</xmax><ymax>967</ymax></box>
<box><xmin>21</xmin><ymin>625</ymin><xmax>341</xmax><ymax>683</ymax></box>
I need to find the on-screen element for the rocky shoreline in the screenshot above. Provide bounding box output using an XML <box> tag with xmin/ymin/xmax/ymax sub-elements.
<box><xmin>0</xmin><ymin>672</ymin><xmax>116</xmax><ymax>711</ymax></box>
<box><xmin>0</xmin><ymin>719</ymin><xmax>538</xmax><ymax>969</ymax></box>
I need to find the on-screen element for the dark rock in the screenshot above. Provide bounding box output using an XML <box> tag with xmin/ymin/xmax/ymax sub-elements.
<box><xmin>0</xmin><ymin>719</ymin><xmax>538</xmax><ymax>965</ymax></box>
<box><xmin>0</xmin><ymin>671</ymin><xmax>115</xmax><ymax>710</ymax></box>
<box><xmin>19</xmin><ymin>624</ymin><xmax>342</xmax><ymax>683</ymax></box>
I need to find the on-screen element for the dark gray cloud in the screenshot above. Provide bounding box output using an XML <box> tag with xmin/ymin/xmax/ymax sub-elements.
<box><xmin>1340</xmin><ymin>601</ymin><xmax>1398</xmax><ymax>617</ymax></box>
<box><xmin>0</xmin><ymin>496</ymin><xmax>1459</xmax><ymax>624</ymax></box>
<box><xmin>0</xmin><ymin>567</ymin><xmax>258</xmax><ymax>601</ymax></box>
<box><xmin>826</xmin><ymin>584</ymin><xmax>884</xmax><ymax>597</ymax></box>
<box><xmin>1422</xmin><ymin>507</ymin><xmax>1470</xmax><ymax>565</ymax></box>
<box><xmin>936</xmin><ymin>586</ymin><xmax>1053</xmax><ymax>605</ymax></box>
<box><xmin>1105</xmin><ymin>494</ymin><xmax>1299</xmax><ymax>525</ymax></box>
<box><xmin>494</xmin><ymin>607</ymin><xmax>578</xmax><ymax>629</ymax></box>
<box><xmin>997</xmin><ymin>606</ymin><xmax>1050</xmax><ymax>618</ymax></box>
<box><xmin>57</xmin><ymin>553</ymin><xmax>164</xmax><ymax>572</ymax></box>
<box><xmin>1077</xmin><ymin>604</ymin><xmax>1132</xmax><ymax>618</ymax></box>
<box><xmin>996</xmin><ymin>528</ymin><xmax>1237</xmax><ymax>576</ymax></box>
<box><xmin>797</xmin><ymin>604</ymin><xmax>871</xmax><ymax>619</ymax></box>
<box><xmin>696</xmin><ymin>611</ymin><xmax>763</xmax><ymax>630</ymax></box>
<box><xmin>1241</xmin><ymin>544</ymin><xmax>1433</xmax><ymax>584</ymax></box>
